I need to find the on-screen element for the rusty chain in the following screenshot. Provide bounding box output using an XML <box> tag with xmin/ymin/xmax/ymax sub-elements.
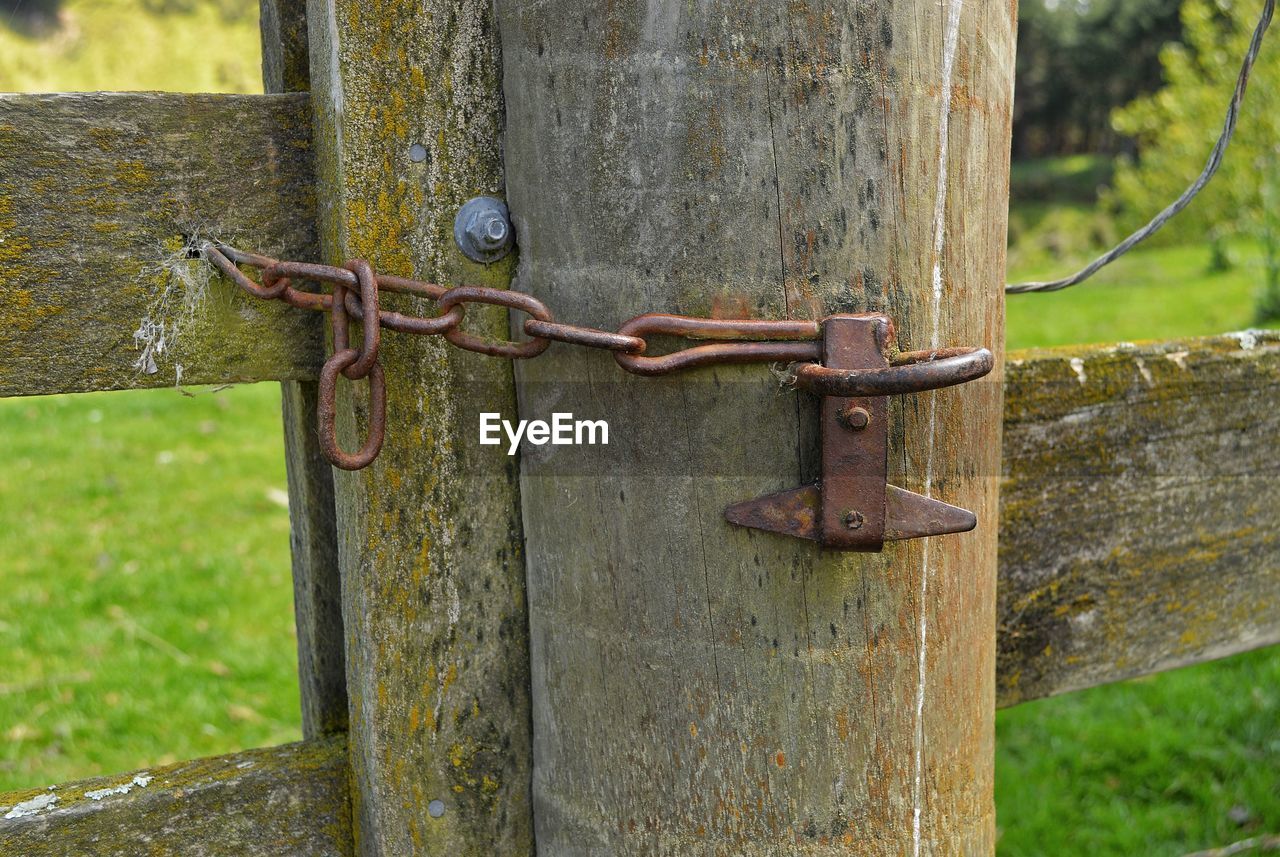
<box><xmin>204</xmin><ymin>243</ymin><xmax>991</xmax><ymax>469</ymax></box>
<box><xmin>202</xmin><ymin>243</ymin><xmax>825</xmax><ymax>470</ymax></box>
<box><xmin>202</xmin><ymin>243</ymin><xmax>995</xmax><ymax>469</ymax></box>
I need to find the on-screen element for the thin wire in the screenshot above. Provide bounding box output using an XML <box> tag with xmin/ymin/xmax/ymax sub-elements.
<box><xmin>1007</xmin><ymin>0</ymin><xmax>1275</xmax><ymax>294</ymax></box>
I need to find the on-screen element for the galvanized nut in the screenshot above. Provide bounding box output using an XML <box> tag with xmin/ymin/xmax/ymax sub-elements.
<box><xmin>453</xmin><ymin>196</ymin><xmax>514</xmax><ymax>264</ymax></box>
<box><xmin>470</xmin><ymin>211</ymin><xmax>509</xmax><ymax>250</ymax></box>
<box><xmin>843</xmin><ymin>510</ymin><xmax>865</xmax><ymax>530</ymax></box>
<box><xmin>839</xmin><ymin>405</ymin><xmax>871</xmax><ymax>431</ymax></box>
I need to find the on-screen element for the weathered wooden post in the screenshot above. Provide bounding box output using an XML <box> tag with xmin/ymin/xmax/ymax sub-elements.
<box><xmin>499</xmin><ymin>0</ymin><xmax>1013</xmax><ymax>852</ymax></box>
<box><xmin>260</xmin><ymin>0</ymin><xmax>350</xmax><ymax>741</ymax></box>
<box><xmin>304</xmin><ymin>1</ymin><xmax>533</xmax><ymax>853</ymax></box>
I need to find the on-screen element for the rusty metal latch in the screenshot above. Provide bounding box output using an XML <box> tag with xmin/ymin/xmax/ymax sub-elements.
<box><xmin>203</xmin><ymin>247</ymin><xmax>991</xmax><ymax>499</ymax></box>
<box><xmin>724</xmin><ymin>314</ymin><xmax>993</xmax><ymax>551</ymax></box>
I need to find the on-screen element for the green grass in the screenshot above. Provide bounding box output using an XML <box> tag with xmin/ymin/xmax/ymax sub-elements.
<box><xmin>0</xmin><ymin>0</ymin><xmax>262</xmax><ymax>94</ymax></box>
<box><xmin>0</xmin><ymin>0</ymin><xmax>290</xmax><ymax>791</ymax></box>
<box><xmin>2</xmin><ymin>6</ymin><xmax>1278</xmax><ymax>853</ymax></box>
<box><xmin>996</xmin><ymin>649</ymin><xmax>1280</xmax><ymax>855</ymax></box>
<box><xmin>0</xmin><ymin>384</ymin><xmax>300</xmax><ymax>788</ymax></box>
<box><xmin>1006</xmin><ymin>238</ymin><xmax>1271</xmax><ymax>349</ymax></box>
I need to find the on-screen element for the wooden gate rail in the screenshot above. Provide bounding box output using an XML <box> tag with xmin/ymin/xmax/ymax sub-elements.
<box><xmin>2</xmin><ymin>333</ymin><xmax>1271</xmax><ymax>848</ymax></box>
<box><xmin>0</xmin><ymin>100</ymin><xmax>1275</xmax><ymax>702</ymax></box>
<box><xmin>0</xmin><ymin>92</ymin><xmax>320</xmax><ymax>397</ymax></box>
<box><xmin>0</xmin><ymin>737</ymin><xmax>351</xmax><ymax>856</ymax></box>
<box><xmin>998</xmin><ymin>331</ymin><xmax>1280</xmax><ymax>704</ymax></box>
<box><xmin>2</xmin><ymin>18</ymin><xmax>1279</xmax><ymax>849</ymax></box>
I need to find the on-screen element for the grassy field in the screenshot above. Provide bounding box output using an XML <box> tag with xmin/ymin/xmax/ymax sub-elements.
<box><xmin>1007</xmin><ymin>238</ymin><xmax>1270</xmax><ymax>348</ymax></box>
<box><xmin>3</xmin><ymin>3</ymin><xmax>1278</xmax><ymax>854</ymax></box>
<box><xmin>0</xmin><ymin>385</ymin><xmax>301</xmax><ymax>787</ymax></box>
<box><xmin>0</xmin><ymin>0</ymin><xmax>261</xmax><ymax>94</ymax></box>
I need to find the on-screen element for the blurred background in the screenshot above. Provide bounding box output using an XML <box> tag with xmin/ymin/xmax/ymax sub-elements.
<box><xmin>0</xmin><ymin>0</ymin><xmax>1277</xmax><ymax>853</ymax></box>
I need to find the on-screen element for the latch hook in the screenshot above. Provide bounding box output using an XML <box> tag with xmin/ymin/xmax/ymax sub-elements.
<box><xmin>724</xmin><ymin>313</ymin><xmax>993</xmax><ymax>551</ymax></box>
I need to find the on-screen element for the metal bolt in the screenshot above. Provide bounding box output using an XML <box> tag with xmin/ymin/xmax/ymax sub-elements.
<box><xmin>453</xmin><ymin>196</ymin><xmax>514</xmax><ymax>264</ymax></box>
<box><xmin>428</xmin><ymin>799</ymin><xmax>446</xmax><ymax>818</ymax></box>
<box><xmin>843</xmin><ymin>510</ymin><xmax>865</xmax><ymax>530</ymax></box>
<box><xmin>478</xmin><ymin>216</ymin><xmax>508</xmax><ymax>247</ymax></box>
<box><xmin>839</xmin><ymin>405</ymin><xmax>871</xmax><ymax>431</ymax></box>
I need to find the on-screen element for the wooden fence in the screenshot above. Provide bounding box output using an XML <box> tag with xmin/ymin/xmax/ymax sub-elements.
<box><xmin>0</xmin><ymin>0</ymin><xmax>1276</xmax><ymax>853</ymax></box>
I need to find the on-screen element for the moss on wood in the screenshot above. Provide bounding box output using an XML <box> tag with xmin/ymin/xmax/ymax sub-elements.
<box><xmin>998</xmin><ymin>332</ymin><xmax>1280</xmax><ymax>706</ymax></box>
<box><xmin>0</xmin><ymin>92</ymin><xmax>322</xmax><ymax>397</ymax></box>
<box><xmin>306</xmin><ymin>0</ymin><xmax>533</xmax><ymax>853</ymax></box>
<box><xmin>0</xmin><ymin>737</ymin><xmax>352</xmax><ymax>856</ymax></box>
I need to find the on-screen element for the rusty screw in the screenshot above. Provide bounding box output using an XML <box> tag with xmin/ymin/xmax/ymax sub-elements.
<box><xmin>839</xmin><ymin>405</ymin><xmax>871</xmax><ymax>431</ymax></box>
<box><xmin>843</xmin><ymin>510</ymin><xmax>865</xmax><ymax>530</ymax></box>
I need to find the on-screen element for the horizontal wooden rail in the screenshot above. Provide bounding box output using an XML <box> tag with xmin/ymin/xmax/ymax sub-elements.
<box><xmin>1</xmin><ymin>94</ymin><xmax>1275</xmax><ymax>703</ymax></box>
<box><xmin>0</xmin><ymin>92</ymin><xmax>321</xmax><ymax>397</ymax></box>
<box><xmin>997</xmin><ymin>331</ymin><xmax>1280</xmax><ymax>706</ymax></box>
<box><xmin>0</xmin><ymin>736</ymin><xmax>351</xmax><ymax>855</ymax></box>
<box><xmin>0</xmin><ymin>325</ymin><xmax>1270</xmax><ymax>852</ymax></box>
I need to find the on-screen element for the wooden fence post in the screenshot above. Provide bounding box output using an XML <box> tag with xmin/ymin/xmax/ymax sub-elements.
<box><xmin>499</xmin><ymin>0</ymin><xmax>1013</xmax><ymax>852</ymax></box>
<box><xmin>304</xmin><ymin>1</ymin><xmax>533</xmax><ymax>853</ymax></box>
<box><xmin>260</xmin><ymin>0</ymin><xmax>350</xmax><ymax>740</ymax></box>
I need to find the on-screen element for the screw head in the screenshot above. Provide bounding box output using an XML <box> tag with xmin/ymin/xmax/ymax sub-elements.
<box><xmin>839</xmin><ymin>405</ymin><xmax>871</xmax><ymax>431</ymax></box>
<box><xmin>471</xmin><ymin>212</ymin><xmax>510</xmax><ymax>249</ymax></box>
<box><xmin>453</xmin><ymin>196</ymin><xmax>514</xmax><ymax>264</ymax></box>
<box><xmin>843</xmin><ymin>510</ymin><xmax>865</xmax><ymax>530</ymax></box>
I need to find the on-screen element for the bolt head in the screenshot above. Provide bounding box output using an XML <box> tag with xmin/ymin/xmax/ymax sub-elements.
<box><xmin>469</xmin><ymin>213</ymin><xmax>509</xmax><ymax>249</ymax></box>
<box><xmin>454</xmin><ymin>196</ymin><xmax>514</xmax><ymax>264</ymax></box>
<box><xmin>843</xmin><ymin>510</ymin><xmax>865</xmax><ymax>530</ymax></box>
<box><xmin>839</xmin><ymin>405</ymin><xmax>871</xmax><ymax>430</ymax></box>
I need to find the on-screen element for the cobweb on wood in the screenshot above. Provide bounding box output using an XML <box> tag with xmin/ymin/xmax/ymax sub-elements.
<box><xmin>132</xmin><ymin>231</ymin><xmax>216</xmax><ymax>382</ymax></box>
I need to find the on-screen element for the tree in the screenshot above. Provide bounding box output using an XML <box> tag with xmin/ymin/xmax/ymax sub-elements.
<box><xmin>1109</xmin><ymin>0</ymin><xmax>1280</xmax><ymax>321</ymax></box>
<box><xmin>1</xmin><ymin>0</ymin><xmax>62</xmax><ymax>34</ymax></box>
<box><xmin>1013</xmin><ymin>0</ymin><xmax>1182</xmax><ymax>158</ymax></box>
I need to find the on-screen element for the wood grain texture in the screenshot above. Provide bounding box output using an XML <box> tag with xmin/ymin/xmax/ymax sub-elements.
<box><xmin>280</xmin><ymin>369</ymin><xmax>348</xmax><ymax>736</ymax></box>
<box><xmin>259</xmin><ymin>0</ymin><xmax>348</xmax><ymax>739</ymax></box>
<box><xmin>499</xmin><ymin>0</ymin><xmax>1013</xmax><ymax>853</ymax></box>
<box><xmin>0</xmin><ymin>92</ymin><xmax>322</xmax><ymax>397</ymax></box>
<box><xmin>997</xmin><ymin>332</ymin><xmax>1280</xmax><ymax>706</ymax></box>
<box><xmin>0</xmin><ymin>737</ymin><xmax>352</xmax><ymax>856</ymax></box>
<box><xmin>306</xmin><ymin>0</ymin><xmax>533</xmax><ymax>853</ymax></box>
<box><xmin>261</xmin><ymin>0</ymin><xmax>311</xmax><ymax>93</ymax></box>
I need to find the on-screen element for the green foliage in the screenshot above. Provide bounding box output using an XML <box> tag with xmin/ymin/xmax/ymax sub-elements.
<box><xmin>1014</xmin><ymin>0</ymin><xmax>1182</xmax><ymax>157</ymax></box>
<box><xmin>1108</xmin><ymin>0</ymin><xmax>1280</xmax><ymax>320</ymax></box>
<box><xmin>0</xmin><ymin>0</ymin><xmax>261</xmax><ymax>93</ymax></box>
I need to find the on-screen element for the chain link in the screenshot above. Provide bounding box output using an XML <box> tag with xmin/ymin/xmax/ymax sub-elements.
<box><xmin>203</xmin><ymin>243</ymin><xmax>821</xmax><ymax>470</ymax></box>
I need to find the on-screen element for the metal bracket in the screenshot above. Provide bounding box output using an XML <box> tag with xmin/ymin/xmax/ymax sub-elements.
<box><xmin>724</xmin><ymin>313</ymin><xmax>993</xmax><ymax>551</ymax></box>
